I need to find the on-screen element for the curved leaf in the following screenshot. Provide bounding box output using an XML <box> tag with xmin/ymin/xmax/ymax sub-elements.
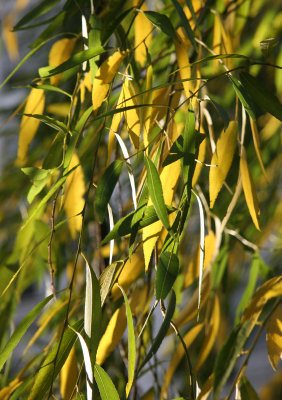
<box><xmin>143</xmin><ymin>11</ymin><xmax>178</xmax><ymax>41</ymax></box>
<box><xmin>155</xmin><ymin>252</ymin><xmax>179</xmax><ymax>300</ymax></box>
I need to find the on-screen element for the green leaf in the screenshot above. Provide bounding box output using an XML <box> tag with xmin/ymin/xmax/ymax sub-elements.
<box><xmin>38</xmin><ymin>46</ymin><xmax>105</xmax><ymax>79</ymax></box>
<box><xmin>95</xmin><ymin>160</ymin><xmax>123</xmax><ymax>223</ymax></box>
<box><xmin>118</xmin><ymin>285</ymin><xmax>136</xmax><ymax>397</ymax></box>
<box><xmin>30</xmin><ymin>12</ymin><xmax>66</xmax><ymax>48</ymax></box>
<box><xmin>31</xmin><ymin>82</ymin><xmax>71</xmax><ymax>98</ymax></box>
<box><xmin>0</xmin><ymin>294</ymin><xmax>53</xmax><ymax>371</ymax></box>
<box><xmin>239</xmin><ymin>376</ymin><xmax>260</xmax><ymax>400</ymax></box>
<box><xmin>138</xmin><ymin>291</ymin><xmax>176</xmax><ymax>372</ymax></box>
<box><xmin>239</xmin><ymin>72</ymin><xmax>282</xmax><ymax>121</ymax></box>
<box><xmin>229</xmin><ymin>75</ymin><xmax>257</xmax><ymax>120</ymax></box>
<box><xmin>23</xmin><ymin>114</ymin><xmax>68</xmax><ymax>133</ymax></box>
<box><xmin>156</xmin><ymin>252</ymin><xmax>179</xmax><ymax>300</ymax></box>
<box><xmin>183</xmin><ymin>103</ymin><xmax>196</xmax><ymax>186</ymax></box>
<box><xmin>145</xmin><ymin>156</ymin><xmax>170</xmax><ymax>231</ymax></box>
<box><xmin>171</xmin><ymin>0</ymin><xmax>197</xmax><ymax>51</ymax></box>
<box><xmin>99</xmin><ymin>261</ymin><xmax>123</xmax><ymax>306</ymax></box>
<box><xmin>143</xmin><ymin>11</ymin><xmax>178</xmax><ymax>41</ymax></box>
<box><xmin>211</xmin><ymin>245</ymin><xmax>229</xmax><ymax>292</ymax></box>
<box><xmin>28</xmin><ymin>320</ymin><xmax>83</xmax><ymax>400</ymax></box>
<box><xmin>101</xmin><ymin>8</ymin><xmax>133</xmax><ymax>46</ymax></box>
<box><xmin>88</xmin><ymin>14</ymin><xmax>102</xmax><ymax>79</ymax></box>
<box><xmin>94</xmin><ymin>363</ymin><xmax>120</xmax><ymax>400</ymax></box>
<box><xmin>235</xmin><ymin>253</ymin><xmax>260</xmax><ymax>324</ymax></box>
<box><xmin>82</xmin><ymin>253</ymin><xmax>102</xmax><ymax>364</ymax></box>
<box><xmin>43</xmin><ymin>132</ymin><xmax>65</xmax><ymax>169</ymax></box>
<box><xmin>213</xmin><ymin>320</ymin><xmax>252</xmax><ymax>400</ymax></box>
<box><xmin>13</xmin><ymin>0</ymin><xmax>60</xmax><ymax>30</ymax></box>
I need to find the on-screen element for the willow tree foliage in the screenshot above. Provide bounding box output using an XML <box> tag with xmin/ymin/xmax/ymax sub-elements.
<box><xmin>0</xmin><ymin>0</ymin><xmax>281</xmax><ymax>399</ymax></box>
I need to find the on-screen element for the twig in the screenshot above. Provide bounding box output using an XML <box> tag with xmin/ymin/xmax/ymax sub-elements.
<box><xmin>224</xmin><ymin>228</ymin><xmax>259</xmax><ymax>251</ymax></box>
<box><xmin>47</xmin><ymin>187</ymin><xmax>61</xmax><ymax>300</ymax></box>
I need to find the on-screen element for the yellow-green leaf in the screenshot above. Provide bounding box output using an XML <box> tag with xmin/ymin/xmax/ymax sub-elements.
<box><xmin>209</xmin><ymin>121</ymin><xmax>238</xmax><ymax>208</ymax></box>
<box><xmin>249</xmin><ymin>117</ymin><xmax>267</xmax><ymax>180</ymax></box>
<box><xmin>240</xmin><ymin>146</ymin><xmax>260</xmax><ymax>230</ymax></box>
<box><xmin>266</xmin><ymin>305</ymin><xmax>282</xmax><ymax>370</ymax></box>
<box><xmin>17</xmin><ymin>88</ymin><xmax>45</xmax><ymax>165</ymax></box>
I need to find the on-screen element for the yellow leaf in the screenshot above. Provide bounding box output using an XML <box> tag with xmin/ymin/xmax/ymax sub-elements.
<box><xmin>122</xmin><ymin>78</ymin><xmax>141</xmax><ymax>149</ymax></box>
<box><xmin>134</xmin><ymin>1</ymin><xmax>152</xmax><ymax>66</ymax></box>
<box><xmin>143</xmin><ymin>64</ymin><xmax>153</xmax><ymax>151</ymax></box>
<box><xmin>184</xmin><ymin>230</ymin><xmax>216</xmax><ymax>288</ymax></box>
<box><xmin>161</xmin><ymin>323</ymin><xmax>204</xmax><ymax>398</ymax></box>
<box><xmin>2</xmin><ymin>14</ymin><xmax>19</xmax><ymax>61</ymax></box>
<box><xmin>64</xmin><ymin>152</ymin><xmax>85</xmax><ymax>238</ymax></box>
<box><xmin>80</xmin><ymin>70</ymin><xmax>92</xmax><ymax>103</ymax></box>
<box><xmin>175</xmin><ymin>27</ymin><xmax>192</xmax><ymax>99</ymax></box>
<box><xmin>49</xmin><ymin>38</ymin><xmax>77</xmax><ymax>86</ymax></box>
<box><xmin>143</xmin><ymin>157</ymin><xmax>180</xmax><ymax>270</ymax></box>
<box><xmin>47</xmin><ymin>102</ymin><xmax>70</xmax><ymax>118</ymax></box>
<box><xmin>140</xmin><ymin>388</ymin><xmax>155</xmax><ymax>400</ymax></box>
<box><xmin>240</xmin><ymin>146</ymin><xmax>260</xmax><ymax>230</ymax></box>
<box><xmin>60</xmin><ymin>345</ymin><xmax>78</xmax><ymax>400</ymax></box>
<box><xmin>249</xmin><ymin>117</ymin><xmax>268</xmax><ymax>180</ymax></box>
<box><xmin>266</xmin><ymin>305</ymin><xmax>282</xmax><ymax>370</ymax></box>
<box><xmin>195</xmin><ymin>295</ymin><xmax>220</xmax><ymax>371</ymax></box>
<box><xmin>196</xmin><ymin>374</ymin><xmax>214</xmax><ymax>400</ymax></box>
<box><xmin>17</xmin><ymin>88</ymin><xmax>45</xmax><ymax>165</ymax></box>
<box><xmin>260</xmin><ymin>115</ymin><xmax>281</xmax><ymax>141</ymax></box>
<box><xmin>107</xmin><ymin>87</ymin><xmax>124</xmax><ymax>165</ymax></box>
<box><xmin>241</xmin><ymin>277</ymin><xmax>282</xmax><ymax>328</ymax></box>
<box><xmin>92</xmin><ymin>50</ymin><xmax>127</xmax><ymax>112</ymax></box>
<box><xmin>149</xmin><ymin>86</ymin><xmax>171</xmax><ymax>129</ymax></box>
<box><xmin>183</xmin><ymin>0</ymin><xmax>203</xmax><ymax>30</ymax></box>
<box><xmin>111</xmin><ymin>249</ymin><xmax>144</xmax><ymax>301</ymax></box>
<box><xmin>209</xmin><ymin>120</ymin><xmax>238</xmax><ymax>208</ymax></box>
<box><xmin>192</xmin><ymin>136</ymin><xmax>206</xmax><ymax>187</ymax></box>
<box><xmin>0</xmin><ymin>377</ymin><xmax>22</xmax><ymax>400</ymax></box>
<box><xmin>214</xmin><ymin>13</ymin><xmax>234</xmax><ymax>69</ymax></box>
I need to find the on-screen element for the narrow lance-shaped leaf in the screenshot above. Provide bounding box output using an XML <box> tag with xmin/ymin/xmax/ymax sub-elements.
<box><xmin>229</xmin><ymin>75</ymin><xmax>256</xmax><ymax>121</ymax></box>
<box><xmin>94</xmin><ymin>363</ymin><xmax>120</xmax><ymax>400</ymax></box>
<box><xmin>118</xmin><ymin>285</ymin><xmax>136</xmax><ymax>397</ymax></box>
<box><xmin>142</xmin><ymin>10</ymin><xmax>178</xmax><ymax>41</ymax></box>
<box><xmin>13</xmin><ymin>0</ymin><xmax>60</xmax><ymax>30</ymax></box>
<box><xmin>266</xmin><ymin>305</ymin><xmax>282</xmax><ymax>370</ymax></box>
<box><xmin>48</xmin><ymin>38</ymin><xmax>77</xmax><ymax>86</ymax></box>
<box><xmin>95</xmin><ymin>160</ymin><xmax>123</xmax><ymax>223</ymax></box>
<box><xmin>138</xmin><ymin>291</ymin><xmax>176</xmax><ymax>372</ymax></box>
<box><xmin>183</xmin><ymin>103</ymin><xmax>196</xmax><ymax>187</ymax></box>
<box><xmin>239</xmin><ymin>376</ymin><xmax>260</xmax><ymax>400</ymax></box>
<box><xmin>107</xmin><ymin>204</ymin><xmax>114</xmax><ymax>265</ymax></box>
<box><xmin>144</xmin><ymin>156</ymin><xmax>170</xmax><ymax>231</ymax></box>
<box><xmin>155</xmin><ymin>252</ymin><xmax>179</xmax><ymax>300</ymax></box>
<box><xmin>99</xmin><ymin>261</ymin><xmax>123</xmax><ymax>306</ymax></box>
<box><xmin>171</xmin><ymin>0</ymin><xmax>197</xmax><ymax>51</ymax></box>
<box><xmin>0</xmin><ymin>294</ymin><xmax>53</xmax><ymax>371</ymax></box>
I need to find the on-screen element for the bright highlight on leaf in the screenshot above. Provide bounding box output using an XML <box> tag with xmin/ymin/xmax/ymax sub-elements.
<box><xmin>266</xmin><ymin>305</ymin><xmax>282</xmax><ymax>370</ymax></box>
<box><xmin>48</xmin><ymin>38</ymin><xmax>77</xmax><ymax>86</ymax></box>
<box><xmin>134</xmin><ymin>1</ymin><xmax>152</xmax><ymax>66</ymax></box>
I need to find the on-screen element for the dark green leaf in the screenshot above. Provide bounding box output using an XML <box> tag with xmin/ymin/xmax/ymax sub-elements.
<box><xmin>138</xmin><ymin>291</ymin><xmax>176</xmax><ymax>372</ymax></box>
<box><xmin>101</xmin><ymin>8</ymin><xmax>133</xmax><ymax>45</ymax></box>
<box><xmin>211</xmin><ymin>245</ymin><xmax>229</xmax><ymax>291</ymax></box>
<box><xmin>171</xmin><ymin>0</ymin><xmax>197</xmax><ymax>51</ymax></box>
<box><xmin>13</xmin><ymin>0</ymin><xmax>60</xmax><ymax>30</ymax></box>
<box><xmin>23</xmin><ymin>114</ymin><xmax>68</xmax><ymax>133</ymax></box>
<box><xmin>88</xmin><ymin>14</ymin><xmax>102</xmax><ymax>78</ymax></box>
<box><xmin>239</xmin><ymin>376</ymin><xmax>260</xmax><ymax>400</ymax></box>
<box><xmin>30</xmin><ymin>82</ymin><xmax>71</xmax><ymax>98</ymax></box>
<box><xmin>183</xmin><ymin>103</ymin><xmax>196</xmax><ymax>185</ymax></box>
<box><xmin>94</xmin><ymin>363</ymin><xmax>120</xmax><ymax>400</ymax></box>
<box><xmin>156</xmin><ymin>252</ymin><xmax>179</xmax><ymax>300</ymax></box>
<box><xmin>143</xmin><ymin>11</ymin><xmax>178</xmax><ymax>41</ymax></box>
<box><xmin>145</xmin><ymin>156</ymin><xmax>170</xmax><ymax>231</ymax></box>
<box><xmin>28</xmin><ymin>320</ymin><xmax>83</xmax><ymax>400</ymax></box>
<box><xmin>239</xmin><ymin>72</ymin><xmax>282</xmax><ymax>121</ymax></box>
<box><xmin>30</xmin><ymin>12</ymin><xmax>66</xmax><ymax>48</ymax></box>
<box><xmin>0</xmin><ymin>294</ymin><xmax>53</xmax><ymax>371</ymax></box>
<box><xmin>38</xmin><ymin>47</ymin><xmax>106</xmax><ymax>79</ymax></box>
<box><xmin>213</xmin><ymin>320</ymin><xmax>252</xmax><ymax>400</ymax></box>
<box><xmin>95</xmin><ymin>160</ymin><xmax>123</xmax><ymax>223</ymax></box>
<box><xmin>43</xmin><ymin>132</ymin><xmax>64</xmax><ymax>169</ymax></box>
<box><xmin>99</xmin><ymin>261</ymin><xmax>123</xmax><ymax>306</ymax></box>
<box><xmin>229</xmin><ymin>75</ymin><xmax>257</xmax><ymax>120</ymax></box>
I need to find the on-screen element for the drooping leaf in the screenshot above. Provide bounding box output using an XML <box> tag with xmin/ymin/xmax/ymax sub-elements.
<box><xmin>17</xmin><ymin>88</ymin><xmax>45</xmax><ymax>165</ymax></box>
<box><xmin>134</xmin><ymin>1</ymin><xmax>152</xmax><ymax>66</ymax></box>
<box><xmin>175</xmin><ymin>27</ymin><xmax>193</xmax><ymax>99</ymax></box>
<box><xmin>155</xmin><ymin>252</ymin><xmax>179</xmax><ymax>300</ymax></box>
<box><xmin>13</xmin><ymin>0</ymin><xmax>60</xmax><ymax>30</ymax></box>
<box><xmin>213</xmin><ymin>320</ymin><xmax>252</xmax><ymax>400</ymax></box>
<box><xmin>22</xmin><ymin>113</ymin><xmax>68</xmax><ymax>133</ymax></box>
<box><xmin>172</xmin><ymin>0</ymin><xmax>197</xmax><ymax>50</ymax></box>
<box><xmin>99</xmin><ymin>261</ymin><xmax>123</xmax><ymax>306</ymax></box>
<box><xmin>240</xmin><ymin>146</ymin><xmax>260</xmax><ymax>230</ymax></box>
<box><xmin>249</xmin><ymin>117</ymin><xmax>268</xmax><ymax>180</ymax></box>
<box><xmin>239</xmin><ymin>376</ymin><xmax>260</xmax><ymax>400</ymax></box>
<box><xmin>0</xmin><ymin>294</ymin><xmax>53</xmax><ymax>371</ymax></box>
<box><xmin>60</xmin><ymin>346</ymin><xmax>79</xmax><ymax>400</ymax></box>
<box><xmin>48</xmin><ymin>37</ymin><xmax>77</xmax><ymax>86</ymax></box>
<box><xmin>118</xmin><ymin>286</ymin><xmax>136</xmax><ymax>397</ymax></box>
<box><xmin>239</xmin><ymin>72</ymin><xmax>282</xmax><ymax>121</ymax></box>
<box><xmin>95</xmin><ymin>160</ymin><xmax>123</xmax><ymax>223</ymax></box>
<box><xmin>211</xmin><ymin>245</ymin><xmax>229</xmax><ymax>292</ymax></box>
<box><xmin>138</xmin><ymin>291</ymin><xmax>176</xmax><ymax>372</ymax></box>
<box><xmin>143</xmin><ymin>11</ymin><xmax>178</xmax><ymax>41</ymax></box>
<box><xmin>266</xmin><ymin>305</ymin><xmax>282</xmax><ymax>370</ymax></box>
<box><xmin>64</xmin><ymin>152</ymin><xmax>85</xmax><ymax>238</ymax></box>
<box><xmin>122</xmin><ymin>78</ymin><xmax>141</xmax><ymax>149</ymax></box>
<box><xmin>94</xmin><ymin>363</ymin><xmax>120</xmax><ymax>400</ymax></box>
<box><xmin>144</xmin><ymin>156</ymin><xmax>170</xmax><ymax>231</ymax></box>
<box><xmin>229</xmin><ymin>75</ymin><xmax>257</xmax><ymax>121</ymax></box>
<box><xmin>31</xmin><ymin>11</ymin><xmax>66</xmax><ymax>48</ymax></box>
<box><xmin>209</xmin><ymin>121</ymin><xmax>238</xmax><ymax>208</ymax></box>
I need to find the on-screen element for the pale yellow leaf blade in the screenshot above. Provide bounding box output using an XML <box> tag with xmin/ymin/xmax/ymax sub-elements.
<box><xmin>123</xmin><ymin>78</ymin><xmax>141</xmax><ymax>149</ymax></box>
<box><xmin>2</xmin><ymin>14</ymin><xmax>19</xmax><ymax>62</ymax></box>
<box><xmin>175</xmin><ymin>27</ymin><xmax>192</xmax><ymax>99</ymax></box>
<box><xmin>192</xmin><ymin>136</ymin><xmax>206</xmax><ymax>187</ymax></box>
<box><xmin>17</xmin><ymin>88</ymin><xmax>45</xmax><ymax>165</ymax></box>
<box><xmin>161</xmin><ymin>323</ymin><xmax>204</xmax><ymax>398</ymax></box>
<box><xmin>240</xmin><ymin>146</ymin><xmax>261</xmax><ymax>230</ymax></box>
<box><xmin>107</xmin><ymin>87</ymin><xmax>124</xmax><ymax>165</ymax></box>
<box><xmin>249</xmin><ymin>117</ymin><xmax>268</xmax><ymax>180</ymax></box>
<box><xmin>209</xmin><ymin>120</ymin><xmax>238</xmax><ymax>208</ymax></box>
<box><xmin>111</xmin><ymin>249</ymin><xmax>144</xmax><ymax>301</ymax></box>
<box><xmin>266</xmin><ymin>305</ymin><xmax>282</xmax><ymax>370</ymax></box>
<box><xmin>64</xmin><ymin>152</ymin><xmax>85</xmax><ymax>238</ymax></box>
<box><xmin>183</xmin><ymin>0</ymin><xmax>203</xmax><ymax>31</ymax></box>
<box><xmin>0</xmin><ymin>377</ymin><xmax>22</xmax><ymax>400</ymax></box>
<box><xmin>92</xmin><ymin>50</ymin><xmax>127</xmax><ymax>112</ymax></box>
<box><xmin>60</xmin><ymin>345</ymin><xmax>78</xmax><ymax>400</ymax></box>
<box><xmin>134</xmin><ymin>1</ymin><xmax>152</xmax><ymax>66</ymax></box>
<box><xmin>241</xmin><ymin>277</ymin><xmax>282</xmax><ymax>327</ymax></box>
<box><xmin>49</xmin><ymin>38</ymin><xmax>77</xmax><ymax>86</ymax></box>
<box><xmin>195</xmin><ymin>294</ymin><xmax>220</xmax><ymax>371</ymax></box>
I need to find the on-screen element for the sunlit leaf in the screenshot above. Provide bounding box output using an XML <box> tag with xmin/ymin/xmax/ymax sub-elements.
<box><xmin>155</xmin><ymin>252</ymin><xmax>179</xmax><ymax>300</ymax></box>
<box><xmin>266</xmin><ymin>305</ymin><xmax>282</xmax><ymax>370</ymax></box>
<box><xmin>143</xmin><ymin>11</ymin><xmax>178</xmax><ymax>40</ymax></box>
<box><xmin>60</xmin><ymin>345</ymin><xmax>78</xmax><ymax>400</ymax></box>
<box><xmin>249</xmin><ymin>117</ymin><xmax>267</xmax><ymax>180</ymax></box>
<box><xmin>94</xmin><ymin>364</ymin><xmax>120</xmax><ymax>400</ymax></box>
<box><xmin>48</xmin><ymin>38</ymin><xmax>77</xmax><ymax>86</ymax></box>
<box><xmin>229</xmin><ymin>75</ymin><xmax>256</xmax><ymax>121</ymax></box>
<box><xmin>175</xmin><ymin>27</ymin><xmax>193</xmax><ymax>99</ymax></box>
<box><xmin>172</xmin><ymin>0</ymin><xmax>197</xmax><ymax>50</ymax></box>
<box><xmin>134</xmin><ymin>1</ymin><xmax>152</xmax><ymax>66</ymax></box>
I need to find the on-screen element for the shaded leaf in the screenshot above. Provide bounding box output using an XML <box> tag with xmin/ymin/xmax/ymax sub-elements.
<box><xmin>239</xmin><ymin>376</ymin><xmax>260</xmax><ymax>400</ymax></box>
<box><xmin>143</xmin><ymin>11</ymin><xmax>178</xmax><ymax>40</ymax></box>
<box><xmin>229</xmin><ymin>75</ymin><xmax>256</xmax><ymax>121</ymax></box>
<box><xmin>31</xmin><ymin>11</ymin><xmax>66</xmax><ymax>48</ymax></box>
<box><xmin>14</xmin><ymin>0</ymin><xmax>60</xmax><ymax>30</ymax></box>
<box><xmin>156</xmin><ymin>252</ymin><xmax>179</xmax><ymax>300</ymax></box>
<box><xmin>95</xmin><ymin>160</ymin><xmax>123</xmax><ymax>223</ymax></box>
